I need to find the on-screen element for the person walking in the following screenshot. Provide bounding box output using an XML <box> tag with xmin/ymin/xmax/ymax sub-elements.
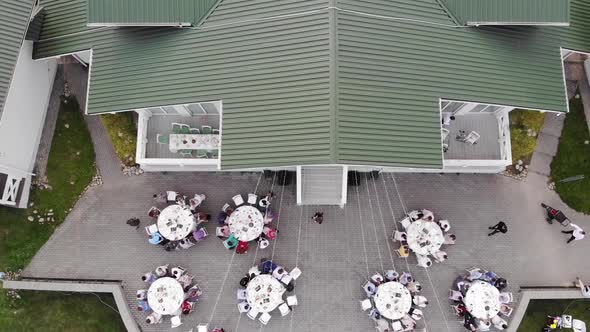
<box><xmin>126</xmin><ymin>217</ymin><xmax>141</xmax><ymax>229</ymax></box>
<box><xmin>488</xmin><ymin>221</ymin><xmax>507</xmax><ymax>236</ymax></box>
<box><xmin>312</xmin><ymin>212</ymin><xmax>324</xmax><ymax>224</ymax></box>
<box><xmin>574</xmin><ymin>277</ymin><xmax>590</xmax><ymax>297</ymax></box>
<box><xmin>562</xmin><ymin>223</ymin><xmax>585</xmax><ymax>244</ymax></box>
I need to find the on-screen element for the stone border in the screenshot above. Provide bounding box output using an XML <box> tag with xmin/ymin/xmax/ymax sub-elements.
<box><xmin>507</xmin><ymin>286</ymin><xmax>586</xmax><ymax>332</ymax></box>
<box><xmin>2</xmin><ymin>278</ymin><xmax>140</xmax><ymax>332</ymax></box>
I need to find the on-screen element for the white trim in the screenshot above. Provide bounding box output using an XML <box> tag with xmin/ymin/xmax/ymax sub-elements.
<box><xmin>560</xmin><ymin>47</ymin><xmax>578</xmax><ymax>114</ymax></box>
<box><xmin>84</xmin><ymin>49</ymin><xmax>93</xmax><ymax>115</ymax></box>
<box><xmin>137</xmin><ymin>157</ymin><xmax>218</xmax><ymax>166</ymax></box>
<box><xmin>443</xmin><ymin>159</ymin><xmax>510</xmax><ymax>167</ymax></box>
<box><xmin>467</xmin><ymin>21</ymin><xmax>569</xmax><ymax>27</ymax></box>
<box><xmin>340</xmin><ymin>165</ymin><xmax>348</xmax><ymax>207</ymax></box>
<box><xmin>296</xmin><ymin>166</ymin><xmax>302</xmax><ymax>205</ymax></box>
<box><xmin>440</xmin><ymin>98</ymin><xmax>561</xmax><ymax>114</ymax></box>
<box><xmin>86</xmin><ymin>22</ymin><xmax>191</xmax><ymax>28</ymax></box>
<box><xmin>173</xmin><ymin>105</ymin><xmax>191</xmax><ymax>117</ymax></box>
<box><xmin>217</xmin><ymin>100</ymin><xmax>223</xmax><ymax>170</ymax></box>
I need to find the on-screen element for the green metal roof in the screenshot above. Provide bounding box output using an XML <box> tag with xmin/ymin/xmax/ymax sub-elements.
<box><xmin>87</xmin><ymin>0</ymin><xmax>221</xmax><ymax>26</ymax></box>
<box><xmin>439</xmin><ymin>0</ymin><xmax>570</xmax><ymax>26</ymax></box>
<box><xmin>0</xmin><ymin>0</ymin><xmax>35</xmax><ymax>120</ymax></box>
<box><xmin>32</xmin><ymin>0</ymin><xmax>590</xmax><ymax>170</ymax></box>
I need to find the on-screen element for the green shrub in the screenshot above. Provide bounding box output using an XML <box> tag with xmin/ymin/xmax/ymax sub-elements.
<box><xmin>100</xmin><ymin>112</ymin><xmax>137</xmax><ymax>166</ymax></box>
<box><xmin>509</xmin><ymin>109</ymin><xmax>545</xmax><ymax>164</ymax></box>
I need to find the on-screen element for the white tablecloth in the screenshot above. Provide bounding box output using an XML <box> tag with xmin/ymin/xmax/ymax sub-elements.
<box><xmin>374</xmin><ymin>281</ymin><xmax>412</xmax><ymax>320</ymax></box>
<box><xmin>169</xmin><ymin>134</ymin><xmax>220</xmax><ymax>151</ymax></box>
<box><xmin>147</xmin><ymin>277</ymin><xmax>185</xmax><ymax>315</ymax></box>
<box><xmin>246</xmin><ymin>274</ymin><xmax>286</xmax><ymax>313</ymax></box>
<box><xmin>157</xmin><ymin>205</ymin><xmax>196</xmax><ymax>241</ymax></box>
<box><xmin>227</xmin><ymin>206</ymin><xmax>264</xmax><ymax>242</ymax></box>
<box><xmin>464</xmin><ymin>280</ymin><xmax>501</xmax><ymax>319</ymax></box>
<box><xmin>405</xmin><ymin>219</ymin><xmax>444</xmax><ymax>256</ymax></box>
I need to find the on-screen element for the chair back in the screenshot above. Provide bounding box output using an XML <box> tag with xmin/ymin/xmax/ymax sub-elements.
<box><xmin>289</xmin><ymin>267</ymin><xmax>302</xmax><ymax>280</ymax></box>
<box><xmin>360</xmin><ymin>299</ymin><xmax>372</xmax><ymax>311</ymax></box>
<box><xmin>247</xmin><ymin>193</ymin><xmax>258</xmax><ymax>205</ymax></box>
<box><xmin>145</xmin><ymin>224</ymin><xmax>159</xmax><ymax>235</ymax></box>
<box><xmin>201</xmin><ymin>125</ymin><xmax>213</xmax><ymax>134</ymax></box>
<box><xmin>391</xmin><ymin>321</ymin><xmax>403</xmax><ymax>332</ymax></box>
<box><xmin>237</xmin><ymin>289</ymin><xmax>248</xmax><ymax>300</ymax></box>
<box><xmin>400</xmin><ymin>217</ymin><xmax>411</xmax><ymax>229</ymax></box>
<box><xmin>156</xmin><ymin>133</ymin><xmax>169</xmax><ymax>144</ymax></box>
<box><xmin>196</xmin><ymin>324</ymin><xmax>209</xmax><ymax>332</ymax></box>
<box><xmin>246</xmin><ymin>308</ymin><xmax>259</xmax><ymax>320</ymax></box>
<box><xmin>279</xmin><ymin>303</ymin><xmax>291</xmax><ymax>316</ymax></box>
<box><xmin>190</xmin><ymin>128</ymin><xmax>200</xmax><ymax>134</ymax></box>
<box><xmin>222</xmin><ymin>203</ymin><xmax>230</xmax><ymax>212</ymax></box>
<box><xmin>170</xmin><ymin>315</ymin><xmax>182</xmax><ymax>328</ymax></box>
<box><xmin>171</xmin><ymin>123</ymin><xmax>182</xmax><ymax>134</ymax></box>
<box><xmin>223</xmin><ymin>235</ymin><xmax>238</xmax><ymax>250</ymax></box>
<box><xmin>232</xmin><ymin>194</ymin><xmax>245</xmax><ymax>206</ymax></box>
<box><xmin>281</xmin><ymin>274</ymin><xmax>293</xmax><ymax>286</ymax></box>
<box><xmin>259</xmin><ymin>312</ymin><xmax>271</xmax><ymax>325</ymax></box>
<box><xmin>286</xmin><ymin>295</ymin><xmax>298</xmax><ymax>306</ymax></box>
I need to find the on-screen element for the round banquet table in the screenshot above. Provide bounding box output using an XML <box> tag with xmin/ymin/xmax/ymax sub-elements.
<box><xmin>373</xmin><ymin>281</ymin><xmax>412</xmax><ymax>320</ymax></box>
<box><xmin>464</xmin><ymin>280</ymin><xmax>501</xmax><ymax>319</ymax></box>
<box><xmin>405</xmin><ymin>219</ymin><xmax>444</xmax><ymax>256</ymax></box>
<box><xmin>157</xmin><ymin>205</ymin><xmax>196</xmax><ymax>241</ymax></box>
<box><xmin>228</xmin><ymin>205</ymin><xmax>264</xmax><ymax>242</ymax></box>
<box><xmin>147</xmin><ymin>277</ymin><xmax>185</xmax><ymax>315</ymax></box>
<box><xmin>246</xmin><ymin>274</ymin><xmax>286</xmax><ymax>313</ymax></box>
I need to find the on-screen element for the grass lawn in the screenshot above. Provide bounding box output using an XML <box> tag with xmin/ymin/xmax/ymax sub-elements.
<box><xmin>100</xmin><ymin>112</ymin><xmax>137</xmax><ymax>166</ymax></box>
<box><xmin>510</xmin><ymin>109</ymin><xmax>546</xmax><ymax>165</ymax></box>
<box><xmin>0</xmin><ymin>96</ymin><xmax>125</xmax><ymax>331</ymax></box>
<box><xmin>551</xmin><ymin>96</ymin><xmax>590</xmax><ymax>214</ymax></box>
<box><xmin>516</xmin><ymin>298</ymin><xmax>590</xmax><ymax>332</ymax></box>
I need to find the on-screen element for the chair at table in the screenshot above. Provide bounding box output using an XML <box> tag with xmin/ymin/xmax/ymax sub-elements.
<box><xmin>499</xmin><ymin>292</ymin><xmax>513</xmax><ymax>304</ymax></box>
<box><xmin>145</xmin><ymin>312</ymin><xmax>162</xmax><ymax>324</ymax></box>
<box><xmin>201</xmin><ymin>125</ymin><xmax>213</xmax><ymax>134</ymax></box>
<box><xmin>222</xmin><ymin>203</ymin><xmax>231</xmax><ymax>213</ymax></box>
<box><xmin>137</xmin><ymin>300</ymin><xmax>151</xmax><ymax>312</ymax></box>
<box><xmin>237</xmin><ymin>289</ymin><xmax>248</xmax><ymax>300</ymax></box>
<box><xmin>246</xmin><ymin>308</ymin><xmax>259</xmax><ymax>320</ymax></box>
<box><xmin>171</xmin><ymin>266</ymin><xmax>187</xmax><ymax>279</ymax></box>
<box><xmin>223</xmin><ymin>234</ymin><xmax>238</xmax><ymax>250</ymax></box>
<box><xmin>177</xmin><ymin>238</ymin><xmax>195</xmax><ymax>250</ymax></box>
<box><xmin>280</xmin><ymin>274</ymin><xmax>293</xmax><ymax>286</ymax></box>
<box><xmin>190</xmin><ymin>128</ymin><xmax>200</xmax><ymax>134</ymax></box>
<box><xmin>180</xmin><ymin>124</ymin><xmax>190</xmax><ymax>134</ymax></box>
<box><xmin>156</xmin><ymin>134</ymin><xmax>169</xmax><ymax>144</ymax></box>
<box><xmin>136</xmin><ymin>289</ymin><xmax>147</xmax><ymax>301</ymax></box>
<box><xmin>448</xmin><ymin>289</ymin><xmax>463</xmax><ymax>302</ymax></box>
<box><xmin>362</xmin><ymin>280</ymin><xmax>377</xmax><ymax>297</ymax></box>
<box><xmin>391</xmin><ymin>321</ymin><xmax>403</xmax><ymax>332</ymax></box>
<box><xmin>192</xmin><ymin>228</ymin><xmax>208</xmax><ymax>242</ymax></box>
<box><xmin>286</xmin><ymin>295</ymin><xmax>298</xmax><ymax>306</ymax></box>
<box><xmin>259</xmin><ymin>312</ymin><xmax>271</xmax><ymax>325</ymax></box>
<box><xmin>399</xmin><ymin>217</ymin><xmax>411</xmax><ymax>229</ymax></box>
<box><xmin>238</xmin><ymin>301</ymin><xmax>250</xmax><ymax>313</ymax></box>
<box><xmin>145</xmin><ymin>224</ymin><xmax>159</xmax><ymax>235</ymax></box>
<box><xmin>247</xmin><ymin>193</ymin><xmax>258</xmax><ymax>205</ymax></box>
<box><xmin>171</xmin><ymin>123</ymin><xmax>183</xmax><ymax>134</ymax></box>
<box><xmin>416</xmin><ymin>254</ymin><xmax>432</xmax><ymax>268</ymax></box>
<box><xmin>360</xmin><ymin>299</ymin><xmax>373</xmax><ymax>311</ymax></box>
<box><xmin>179</xmin><ymin>150</ymin><xmax>192</xmax><ymax>158</ymax></box>
<box><xmin>213</xmin><ymin>129</ymin><xmax>220</xmax><ymax>134</ymax></box>
<box><xmin>392</xmin><ymin>231</ymin><xmax>407</xmax><ymax>242</ymax></box>
<box><xmin>196</xmin><ymin>324</ymin><xmax>209</xmax><ymax>332</ymax></box>
<box><xmin>279</xmin><ymin>303</ymin><xmax>290</xmax><ymax>316</ymax></box>
<box><xmin>232</xmin><ymin>194</ymin><xmax>245</xmax><ymax>206</ymax></box>
<box><xmin>236</xmin><ymin>241</ymin><xmax>249</xmax><ymax>254</ymax></box>
<box><xmin>500</xmin><ymin>304</ymin><xmax>513</xmax><ymax>317</ymax></box>
<box><xmin>148</xmin><ymin>232</ymin><xmax>164</xmax><ymax>245</ymax></box>
<box><xmin>170</xmin><ymin>315</ymin><xmax>182</xmax><ymax>328</ymax></box>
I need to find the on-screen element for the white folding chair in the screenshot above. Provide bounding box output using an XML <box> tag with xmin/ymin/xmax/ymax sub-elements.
<box><xmin>247</xmin><ymin>193</ymin><xmax>258</xmax><ymax>205</ymax></box>
<box><xmin>281</xmin><ymin>274</ymin><xmax>293</xmax><ymax>285</ymax></box>
<box><xmin>247</xmin><ymin>308</ymin><xmax>260</xmax><ymax>320</ymax></box>
<box><xmin>237</xmin><ymin>289</ymin><xmax>248</xmax><ymax>300</ymax></box>
<box><xmin>222</xmin><ymin>203</ymin><xmax>230</xmax><ymax>212</ymax></box>
<box><xmin>170</xmin><ymin>315</ymin><xmax>182</xmax><ymax>328</ymax></box>
<box><xmin>416</xmin><ymin>254</ymin><xmax>432</xmax><ymax>268</ymax></box>
<box><xmin>279</xmin><ymin>303</ymin><xmax>291</xmax><ymax>316</ymax></box>
<box><xmin>259</xmin><ymin>312</ymin><xmax>271</xmax><ymax>325</ymax></box>
<box><xmin>477</xmin><ymin>320</ymin><xmax>491</xmax><ymax>331</ymax></box>
<box><xmin>464</xmin><ymin>131</ymin><xmax>480</xmax><ymax>144</ymax></box>
<box><xmin>145</xmin><ymin>224</ymin><xmax>158</xmax><ymax>235</ymax></box>
<box><xmin>413</xmin><ymin>295</ymin><xmax>428</xmax><ymax>308</ymax></box>
<box><xmin>392</xmin><ymin>231</ymin><xmax>407</xmax><ymax>242</ymax></box>
<box><xmin>500</xmin><ymin>304</ymin><xmax>513</xmax><ymax>317</ymax></box>
<box><xmin>248</xmin><ymin>266</ymin><xmax>261</xmax><ymax>277</ymax></box>
<box><xmin>238</xmin><ymin>301</ymin><xmax>250</xmax><ymax>313</ymax></box>
<box><xmin>360</xmin><ymin>299</ymin><xmax>373</xmax><ymax>311</ymax></box>
<box><xmin>391</xmin><ymin>321</ymin><xmax>403</xmax><ymax>332</ymax></box>
<box><xmin>449</xmin><ymin>289</ymin><xmax>463</xmax><ymax>301</ymax></box>
<box><xmin>196</xmin><ymin>324</ymin><xmax>209</xmax><ymax>332</ymax></box>
<box><xmin>286</xmin><ymin>295</ymin><xmax>298</xmax><ymax>306</ymax></box>
<box><xmin>399</xmin><ymin>217</ymin><xmax>411</xmax><ymax>229</ymax></box>
<box><xmin>289</xmin><ymin>267</ymin><xmax>302</xmax><ymax>280</ymax></box>
<box><xmin>232</xmin><ymin>194</ymin><xmax>245</xmax><ymax>207</ymax></box>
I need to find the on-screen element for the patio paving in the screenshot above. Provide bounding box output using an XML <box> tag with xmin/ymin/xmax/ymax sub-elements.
<box><xmin>23</xmin><ymin>165</ymin><xmax>590</xmax><ymax>331</ymax></box>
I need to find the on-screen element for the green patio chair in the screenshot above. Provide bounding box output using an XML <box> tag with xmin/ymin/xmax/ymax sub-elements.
<box><xmin>171</xmin><ymin>123</ymin><xmax>182</xmax><ymax>134</ymax></box>
<box><xmin>156</xmin><ymin>134</ymin><xmax>169</xmax><ymax>144</ymax></box>
<box><xmin>212</xmin><ymin>129</ymin><xmax>220</xmax><ymax>134</ymax></box>
<box><xmin>179</xmin><ymin>149</ymin><xmax>192</xmax><ymax>158</ymax></box>
<box><xmin>190</xmin><ymin>128</ymin><xmax>200</xmax><ymax>134</ymax></box>
<box><xmin>201</xmin><ymin>125</ymin><xmax>212</xmax><ymax>135</ymax></box>
<box><xmin>180</xmin><ymin>124</ymin><xmax>191</xmax><ymax>134</ymax></box>
<box><xmin>196</xmin><ymin>149</ymin><xmax>208</xmax><ymax>158</ymax></box>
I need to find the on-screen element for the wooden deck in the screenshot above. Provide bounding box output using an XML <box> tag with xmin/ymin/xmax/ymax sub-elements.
<box><xmin>444</xmin><ymin>114</ymin><xmax>502</xmax><ymax>160</ymax></box>
<box><xmin>145</xmin><ymin>115</ymin><xmax>220</xmax><ymax>159</ymax></box>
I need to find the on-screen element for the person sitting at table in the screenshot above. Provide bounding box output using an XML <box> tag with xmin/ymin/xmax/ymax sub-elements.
<box><xmin>374</xmin><ymin>318</ymin><xmax>390</xmax><ymax>332</ymax></box>
<box><xmin>457</xmin><ymin>280</ymin><xmax>471</xmax><ymax>293</ymax></box>
<box><xmin>155</xmin><ymin>264</ymin><xmax>169</xmax><ymax>277</ymax></box>
<box><xmin>148</xmin><ymin>232</ymin><xmax>164</xmax><ymax>245</ymax></box>
<box><xmin>272</xmin><ymin>266</ymin><xmax>288</xmax><ymax>280</ymax></box>
<box><xmin>463</xmin><ymin>315</ymin><xmax>478</xmax><ymax>332</ymax></box>
<box><xmin>195</xmin><ymin>212</ymin><xmax>210</xmax><ymax>224</ymax></box>
<box><xmin>433</xmin><ymin>250</ymin><xmax>448</xmax><ymax>263</ymax></box>
<box><xmin>181</xmin><ymin>300</ymin><xmax>194</xmax><ymax>315</ymax></box>
<box><xmin>444</xmin><ymin>233</ymin><xmax>457</xmax><ymax>245</ymax></box>
<box><xmin>421</xmin><ymin>209</ymin><xmax>434</xmax><ymax>221</ymax></box>
<box><xmin>263</xmin><ymin>226</ymin><xmax>278</xmax><ymax>240</ymax></box>
<box><xmin>399</xmin><ymin>272</ymin><xmax>413</xmax><ymax>285</ymax></box>
<box><xmin>401</xmin><ymin>321</ymin><xmax>416</xmax><ymax>332</ymax></box>
<box><xmin>482</xmin><ymin>270</ymin><xmax>499</xmax><ymax>283</ymax></box>
<box><xmin>408</xmin><ymin>307</ymin><xmax>423</xmax><ymax>321</ymax></box>
<box><xmin>264</xmin><ymin>209</ymin><xmax>276</xmax><ymax>224</ymax></box>
<box><xmin>477</xmin><ymin>320</ymin><xmax>492</xmax><ymax>331</ymax></box>
<box><xmin>401</xmin><ymin>314</ymin><xmax>416</xmax><ymax>328</ymax></box>
<box><xmin>368</xmin><ymin>308</ymin><xmax>381</xmax><ymax>322</ymax></box>
<box><xmin>153</xmin><ymin>192</ymin><xmax>167</xmax><ymax>204</ymax></box>
<box><xmin>236</xmin><ymin>241</ymin><xmax>249</xmax><ymax>254</ymax></box>
<box><xmin>146</xmin><ymin>312</ymin><xmax>163</xmax><ymax>324</ymax></box>
<box><xmin>494</xmin><ymin>278</ymin><xmax>508</xmax><ymax>291</ymax></box>
<box><xmin>491</xmin><ymin>315</ymin><xmax>508</xmax><ymax>330</ymax></box>
<box><xmin>193</xmin><ymin>193</ymin><xmax>206</xmax><ymax>207</ymax></box>
<box><xmin>260</xmin><ymin>259</ymin><xmax>278</xmax><ymax>274</ymax></box>
<box><xmin>385</xmin><ymin>269</ymin><xmax>399</xmax><ymax>282</ymax></box>
<box><xmin>185</xmin><ymin>284</ymin><xmax>203</xmax><ymax>302</ymax></box>
<box><xmin>141</xmin><ymin>272</ymin><xmax>158</xmax><ymax>284</ymax></box>
<box><xmin>371</xmin><ymin>272</ymin><xmax>384</xmax><ymax>285</ymax></box>
<box><xmin>406</xmin><ymin>281</ymin><xmax>422</xmax><ymax>294</ymax></box>
<box><xmin>177</xmin><ymin>274</ymin><xmax>194</xmax><ymax>291</ymax></box>
<box><xmin>216</xmin><ymin>211</ymin><xmax>228</xmax><ymax>226</ymax></box>
<box><xmin>455</xmin><ymin>303</ymin><xmax>468</xmax><ymax>317</ymax></box>
<box><xmin>239</xmin><ymin>275</ymin><xmax>251</xmax><ymax>287</ymax></box>
<box><xmin>407</xmin><ymin>210</ymin><xmax>423</xmax><ymax>221</ymax></box>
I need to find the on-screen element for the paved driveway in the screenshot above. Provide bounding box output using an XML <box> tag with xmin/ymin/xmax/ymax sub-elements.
<box><xmin>23</xmin><ymin>163</ymin><xmax>590</xmax><ymax>332</ymax></box>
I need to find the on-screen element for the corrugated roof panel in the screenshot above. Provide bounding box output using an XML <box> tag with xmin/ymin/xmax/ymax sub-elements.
<box><xmin>86</xmin><ymin>0</ymin><xmax>220</xmax><ymax>26</ymax></box>
<box><xmin>0</xmin><ymin>0</ymin><xmax>34</xmax><ymax>120</ymax></box>
<box><xmin>440</xmin><ymin>0</ymin><xmax>570</xmax><ymax>25</ymax></box>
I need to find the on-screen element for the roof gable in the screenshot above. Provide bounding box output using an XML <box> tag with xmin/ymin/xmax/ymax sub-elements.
<box><xmin>439</xmin><ymin>0</ymin><xmax>570</xmax><ymax>26</ymax></box>
<box><xmin>87</xmin><ymin>0</ymin><xmax>221</xmax><ymax>27</ymax></box>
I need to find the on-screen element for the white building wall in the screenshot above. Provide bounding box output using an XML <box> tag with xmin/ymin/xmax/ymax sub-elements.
<box><xmin>0</xmin><ymin>41</ymin><xmax>57</xmax><ymax>174</ymax></box>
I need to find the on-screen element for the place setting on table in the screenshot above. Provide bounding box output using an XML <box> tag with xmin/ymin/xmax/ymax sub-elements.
<box><xmin>216</xmin><ymin>192</ymin><xmax>278</xmax><ymax>254</ymax></box>
<box><xmin>236</xmin><ymin>259</ymin><xmax>302</xmax><ymax>325</ymax></box>
<box><xmin>361</xmin><ymin>269</ymin><xmax>428</xmax><ymax>331</ymax></box>
<box><xmin>449</xmin><ymin>267</ymin><xmax>513</xmax><ymax>331</ymax></box>
<box><xmin>143</xmin><ymin>191</ymin><xmax>210</xmax><ymax>251</ymax></box>
<box><xmin>393</xmin><ymin>208</ymin><xmax>455</xmax><ymax>267</ymax></box>
<box><xmin>156</xmin><ymin>123</ymin><xmax>220</xmax><ymax>158</ymax></box>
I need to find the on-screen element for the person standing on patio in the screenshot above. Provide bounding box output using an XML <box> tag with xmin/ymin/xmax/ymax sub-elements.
<box><xmin>488</xmin><ymin>221</ymin><xmax>507</xmax><ymax>236</ymax></box>
<box><xmin>562</xmin><ymin>224</ymin><xmax>585</xmax><ymax>244</ymax></box>
<box><xmin>574</xmin><ymin>277</ymin><xmax>590</xmax><ymax>297</ymax></box>
<box><xmin>312</xmin><ymin>212</ymin><xmax>324</xmax><ymax>224</ymax></box>
<box><xmin>126</xmin><ymin>217</ymin><xmax>140</xmax><ymax>229</ymax></box>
